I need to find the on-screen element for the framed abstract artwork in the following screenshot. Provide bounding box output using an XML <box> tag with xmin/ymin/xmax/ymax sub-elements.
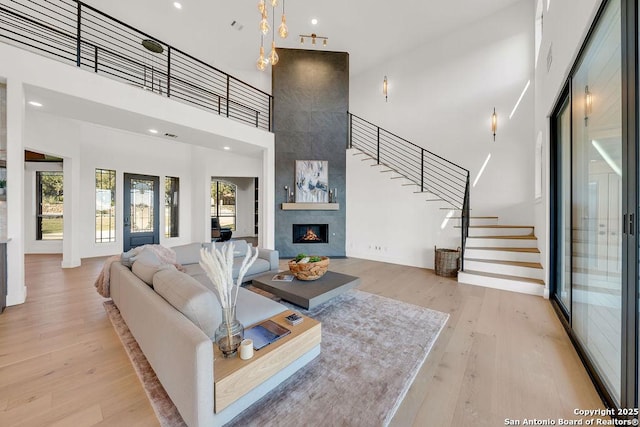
<box><xmin>295</xmin><ymin>160</ymin><xmax>328</xmax><ymax>203</ymax></box>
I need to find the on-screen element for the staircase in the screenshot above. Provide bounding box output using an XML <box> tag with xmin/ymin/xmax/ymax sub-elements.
<box><xmin>457</xmin><ymin>216</ymin><xmax>545</xmax><ymax>296</ymax></box>
<box><xmin>348</xmin><ymin>114</ymin><xmax>471</xmax><ymax>266</ymax></box>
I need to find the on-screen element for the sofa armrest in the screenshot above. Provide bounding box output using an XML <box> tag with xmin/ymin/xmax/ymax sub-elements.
<box><xmin>258</xmin><ymin>248</ymin><xmax>279</xmax><ymax>271</ymax></box>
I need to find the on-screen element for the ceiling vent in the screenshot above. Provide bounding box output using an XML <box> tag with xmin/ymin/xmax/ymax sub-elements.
<box><xmin>164</xmin><ymin>133</ymin><xmax>178</xmax><ymax>138</ymax></box>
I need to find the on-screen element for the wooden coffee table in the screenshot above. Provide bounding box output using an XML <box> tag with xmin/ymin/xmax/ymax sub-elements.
<box><xmin>213</xmin><ymin>310</ymin><xmax>321</xmax><ymax>413</ymax></box>
<box><xmin>251</xmin><ymin>270</ymin><xmax>361</xmax><ymax>309</ymax></box>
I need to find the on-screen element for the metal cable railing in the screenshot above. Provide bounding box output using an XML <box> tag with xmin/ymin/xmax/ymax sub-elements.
<box><xmin>348</xmin><ymin>113</ymin><xmax>471</xmax><ymax>269</ymax></box>
<box><xmin>0</xmin><ymin>0</ymin><xmax>272</xmax><ymax>131</ymax></box>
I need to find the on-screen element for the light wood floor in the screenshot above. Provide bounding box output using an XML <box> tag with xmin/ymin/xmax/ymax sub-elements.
<box><xmin>0</xmin><ymin>255</ymin><xmax>604</xmax><ymax>426</ymax></box>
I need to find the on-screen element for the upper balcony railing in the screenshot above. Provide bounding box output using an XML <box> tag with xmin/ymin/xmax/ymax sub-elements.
<box><xmin>0</xmin><ymin>0</ymin><xmax>272</xmax><ymax>131</ymax></box>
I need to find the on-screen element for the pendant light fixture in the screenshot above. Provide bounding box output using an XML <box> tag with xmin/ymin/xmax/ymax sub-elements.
<box><xmin>278</xmin><ymin>0</ymin><xmax>288</xmax><ymax>38</ymax></box>
<box><xmin>256</xmin><ymin>0</ymin><xmax>289</xmax><ymax>71</ymax></box>
<box><xmin>256</xmin><ymin>35</ymin><xmax>269</xmax><ymax>71</ymax></box>
<box><xmin>269</xmin><ymin>10</ymin><xmax>279</xmax><ymax>65</ymax></box>
<box><xmin>259</xmin><ymin>7</ymin><xmax>269</xmax><ymax>35</ymax></box>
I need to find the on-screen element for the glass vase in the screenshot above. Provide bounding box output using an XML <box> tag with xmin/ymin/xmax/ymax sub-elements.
<box><xmin>215</xmin><ymin>306</ymin><xmax>244</xmax><ymax>358</ymax></box>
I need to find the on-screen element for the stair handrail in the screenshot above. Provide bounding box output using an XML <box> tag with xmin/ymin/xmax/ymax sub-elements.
<box><xmin>0</xmin><ymin>0</ymin><xmax>273</xmax><ymax>130</ymax></box>
<box><xmin>348</xmin><ymin>112</ymin><xmax>471</xmax><ymax>269</ymax></box>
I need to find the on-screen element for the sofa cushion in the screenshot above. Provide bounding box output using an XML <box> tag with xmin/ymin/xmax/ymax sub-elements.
<box><xmin>153</xmin><ymin>267</ymin><xmax>221</xmax><ymax>338</ymax></box>
<box><xmin>172</xmin><ymin>242</ymin><xmax>205</xmax><ymax>266</ymax></box>
<box><xmin>131</xmin><ymin>248</ymin><xmax>163</xmax><ymax>285</ymax></box>
<box><xmin>181</xmin><ymin>263</ymin><xmax>205</xmax><ymax>277</ymax></box>
<box><xmin>233</xmin><ymin>258</ymin><xmax>270</xmax><ymax>280</ymax></box>
<box><xmin>235</xmin><ymin>287</ymin><xmax>287</xmax><ymax>327</ymax></box>
<box><xmin>214</xmin><ymin>240</ymin><xmax>249</xmax><ymax>257</ymax></box>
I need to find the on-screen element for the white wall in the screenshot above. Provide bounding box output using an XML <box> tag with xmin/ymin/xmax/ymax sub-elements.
<box><xmin>347</xmin><ymin>0</ymin><xmax>535</xmax><ymax>266</ymax></box>
<box><xmin>533</xmin><ymin>0</ymin><xmax>601</xmax><ymax>295</ymax></box>
<box><xmin>346</xmin><ymin>150</ymin><xmax>459</xmax><ymax>268</ymax></box>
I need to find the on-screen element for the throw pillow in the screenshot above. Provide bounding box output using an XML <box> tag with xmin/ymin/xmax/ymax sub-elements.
<box><xmin>131</xmin><ymin>247</ymin><xmax>163</xmax><ymax>285</ymax></box>
<box><xmin>153</xmin><ymin>268</ymin><xmax>221</xmax><ymax>338</ymax></box>
<box><xmin>120</xmin><ymin>248</ymin><xmax>138</xmax><ymax>268</ymax></box>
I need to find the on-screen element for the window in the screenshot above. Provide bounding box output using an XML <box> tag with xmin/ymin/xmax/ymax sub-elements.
<box><xmin>165</xmin><ymin>176</ymin><xmax>179</xmax><ymax>238</ymax></box>
<box><xmin>211</xmin><ymin>180</ymin><xmax>236</xmax><ymax>231</ymax></box>
<box><xmin>96</xmin><ymin>168</ymin><xmax>116</xmax><ymax>243</ymax></box>
<box><xmin>36</xmin><ymin>171</ymin><xmax>63</xmax><ymax>240</ymax></box>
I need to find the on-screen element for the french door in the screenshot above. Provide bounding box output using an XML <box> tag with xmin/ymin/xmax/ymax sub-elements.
<box><xmin>550</xmin><ymin>0</ymin><xmax>638</xmax><ymax>410</ymax></box>
<box><xmin>123</xmin><ymin>173</ymin><xmax>159</xmax><ymax>251</ymax></box>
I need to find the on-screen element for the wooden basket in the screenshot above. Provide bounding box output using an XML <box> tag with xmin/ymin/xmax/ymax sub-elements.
<box><xmin>434</xmin><ymin>247</ymin><xmax>460</xmax><ymax>277</ymax></box>
<box><xmin>288</xmin><ymin>257</ymin><xmax>330</xmax><ymax>281</ymax></box>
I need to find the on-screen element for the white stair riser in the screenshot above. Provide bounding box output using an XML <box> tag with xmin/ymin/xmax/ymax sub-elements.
<box><xmin>468</xmin><ymin>227</ymin><xmax>534</xmax><ymax>237</ymax></box>
<box><xmin>463</xmin><ymin>260</ymin><xmax>544</xmax><ymax>280</ymax></box>
<box><xmin>465</xmin><ymin>237</ymin><xmax>538</xmax><ymax>248</ymax></box>
<box><xmin>464</xmin><ymin>248</ymin><xmax>540</xmax><ymax>263</ymax></box>
<box><xmin>458</xmin><ymin>272</ymin><xmax>545</xmax><ymax>296</ymax></box>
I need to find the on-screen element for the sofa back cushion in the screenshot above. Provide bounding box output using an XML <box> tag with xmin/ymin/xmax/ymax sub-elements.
<box><xmin>213</xmin><ymin>240</ymin><xmax>249</xmax><ymax>258</ymax></box>
<box><xmin>131</xmin><ymin>247</ymin><xmax>163</xmax><ymax>285</ymax></box>
<box><xmin>172</xmin><ymin>242</ymin><xmax>205</xmax><ymax>266</ymax></box>
<box><xmin>153</xmin><ymin>267</ymin><xmax>221</xmax><ymax>339</ymax></box>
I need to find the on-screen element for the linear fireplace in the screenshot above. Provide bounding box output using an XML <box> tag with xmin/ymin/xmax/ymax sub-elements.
<box><xmin>293</xmin><ymin>224</ymin><xmax>329</xmax><ymax>244</ymax></box>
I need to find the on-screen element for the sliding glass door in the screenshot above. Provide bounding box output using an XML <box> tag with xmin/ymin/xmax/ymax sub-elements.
<box><xmin>551</xmin><ymin>0</ymin><xmax>631</xmax><ymax>409</ymax></box>
<box><xmin>572</xmin><ymin>0</ymin><xmax>622</xmax><ymax>402</ymax></box>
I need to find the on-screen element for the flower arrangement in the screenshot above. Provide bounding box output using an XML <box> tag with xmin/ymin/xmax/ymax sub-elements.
<box><xmin>199</xmin><ymin>242</ymin><xmax>259</xmax><ymax>356</ymax></box>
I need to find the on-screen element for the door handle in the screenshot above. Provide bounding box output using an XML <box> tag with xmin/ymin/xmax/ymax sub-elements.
<box><xmin>630</xmin><ymin>214</ymin><xmax>635</xmax><ymax>236</ymax></box>
<box><xmin>124</xmin><ymin>217</ymin><xmax>130</xmax><ymax>228</ymax></box>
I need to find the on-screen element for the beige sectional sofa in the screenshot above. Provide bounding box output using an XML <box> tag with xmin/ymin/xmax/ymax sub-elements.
<box><xmin>109</xmin><ymin>241</ymin><xmax>321</xmax><ymax>427</ymax></box>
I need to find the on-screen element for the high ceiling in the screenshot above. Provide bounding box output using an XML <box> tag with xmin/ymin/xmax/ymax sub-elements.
<box><xmin>82</xmin><ymin>0</ymin><xmax>523</xmax><ymax>91</ymax></box>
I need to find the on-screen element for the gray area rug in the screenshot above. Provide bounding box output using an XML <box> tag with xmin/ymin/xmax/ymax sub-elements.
<box><xmin>104</xmin><ymin>290</ymin><xmax>449</xmax><ymax>427</ymax></box>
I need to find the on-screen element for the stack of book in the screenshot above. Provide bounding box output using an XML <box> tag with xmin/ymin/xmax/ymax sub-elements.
<box><xmin>285</xmin><ymin>313</ymin><xmax>303</xmax><ymax>326</ymax></box>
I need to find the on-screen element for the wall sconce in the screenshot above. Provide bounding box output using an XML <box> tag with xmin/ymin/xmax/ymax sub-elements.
<box><xmin>383</xmin><ymin>76</ymin><xmax>388</xmax><ymax>102</ymax></box>
<box><xmin>491</xmin><ymin>107</ymin><xmax>497</xmax><ymax>141</ymax></box>
<box><xmin>299</xmin><ymin>33</ymin><xmax>328</xmax><ymax>46</ymax></box>
<box><xmin>584</xmin><ymin>85</ymin><xmax>593</xmax><ymax>126</ymax></box>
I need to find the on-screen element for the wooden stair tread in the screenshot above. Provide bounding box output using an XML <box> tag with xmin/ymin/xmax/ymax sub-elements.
<box><xmin>450</xmin><ymin>216</ymin><xmax>498</xmax><ymax>219</ymax></box>
<box><xmin>465</xmin><ymin>247</ymin><xmax>540</xmax><ymax>253</ymax></box>
<box><xmin>460</xmin><ymin>270</ymin><xmax>545</xmax><ymax>285</ymax></box>
<box><xmin>466</xmin><ymin>235</ymin><xmax>537</xmax><ymax>240</ymax></box>
<box><xmin>465</xmin><ymin>258</ymin><xmax>543</xmax><ymax>269</ymax></box>
<box><xmin>467</xmin><ymin>225</ymin><xmax>533</xmax><ymax>228</ymax></box>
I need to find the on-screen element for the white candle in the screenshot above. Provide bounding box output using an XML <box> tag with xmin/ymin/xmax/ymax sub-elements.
<box><xmin>239</xmin><ymin>339</ymin><xmax>254</xmax><ymax>360</ymax></box>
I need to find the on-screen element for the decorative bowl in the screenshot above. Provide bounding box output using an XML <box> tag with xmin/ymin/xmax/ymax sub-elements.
<box><xmin>288</xmin><ymin>256</ymin><xmax>330</xmax><ymax>281</ymax></box>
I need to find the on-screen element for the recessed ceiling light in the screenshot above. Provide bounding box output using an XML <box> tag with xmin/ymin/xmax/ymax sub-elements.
<box><xmin>311</xmin><ymin>18</ymin><xmax>318</xmax><ymax>25</ymax></box>
<box><xmin>28</xmin><ymin>101</ymin><xmax>43</xmax><ymax>107</ymax></box>
<box><xmin>223</xmin><ymin>146</ymin><xmax>231</xmax><ymax>150</ymax></box>
<box><xmin>173</xmin><ymin>2</ymin><xmax>182</xmax><ymax>9</ymax></box>
<box><xmin>148</xmin><ymin>129</ymin><xmax>159</xmax><ymax>134</ymax></box>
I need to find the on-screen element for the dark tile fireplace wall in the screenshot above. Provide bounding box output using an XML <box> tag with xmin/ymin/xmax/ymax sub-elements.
<box><xmin>273</xmin><ymin>48</ymin><xmax>349</xmax><ymax>258</ymax></box>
